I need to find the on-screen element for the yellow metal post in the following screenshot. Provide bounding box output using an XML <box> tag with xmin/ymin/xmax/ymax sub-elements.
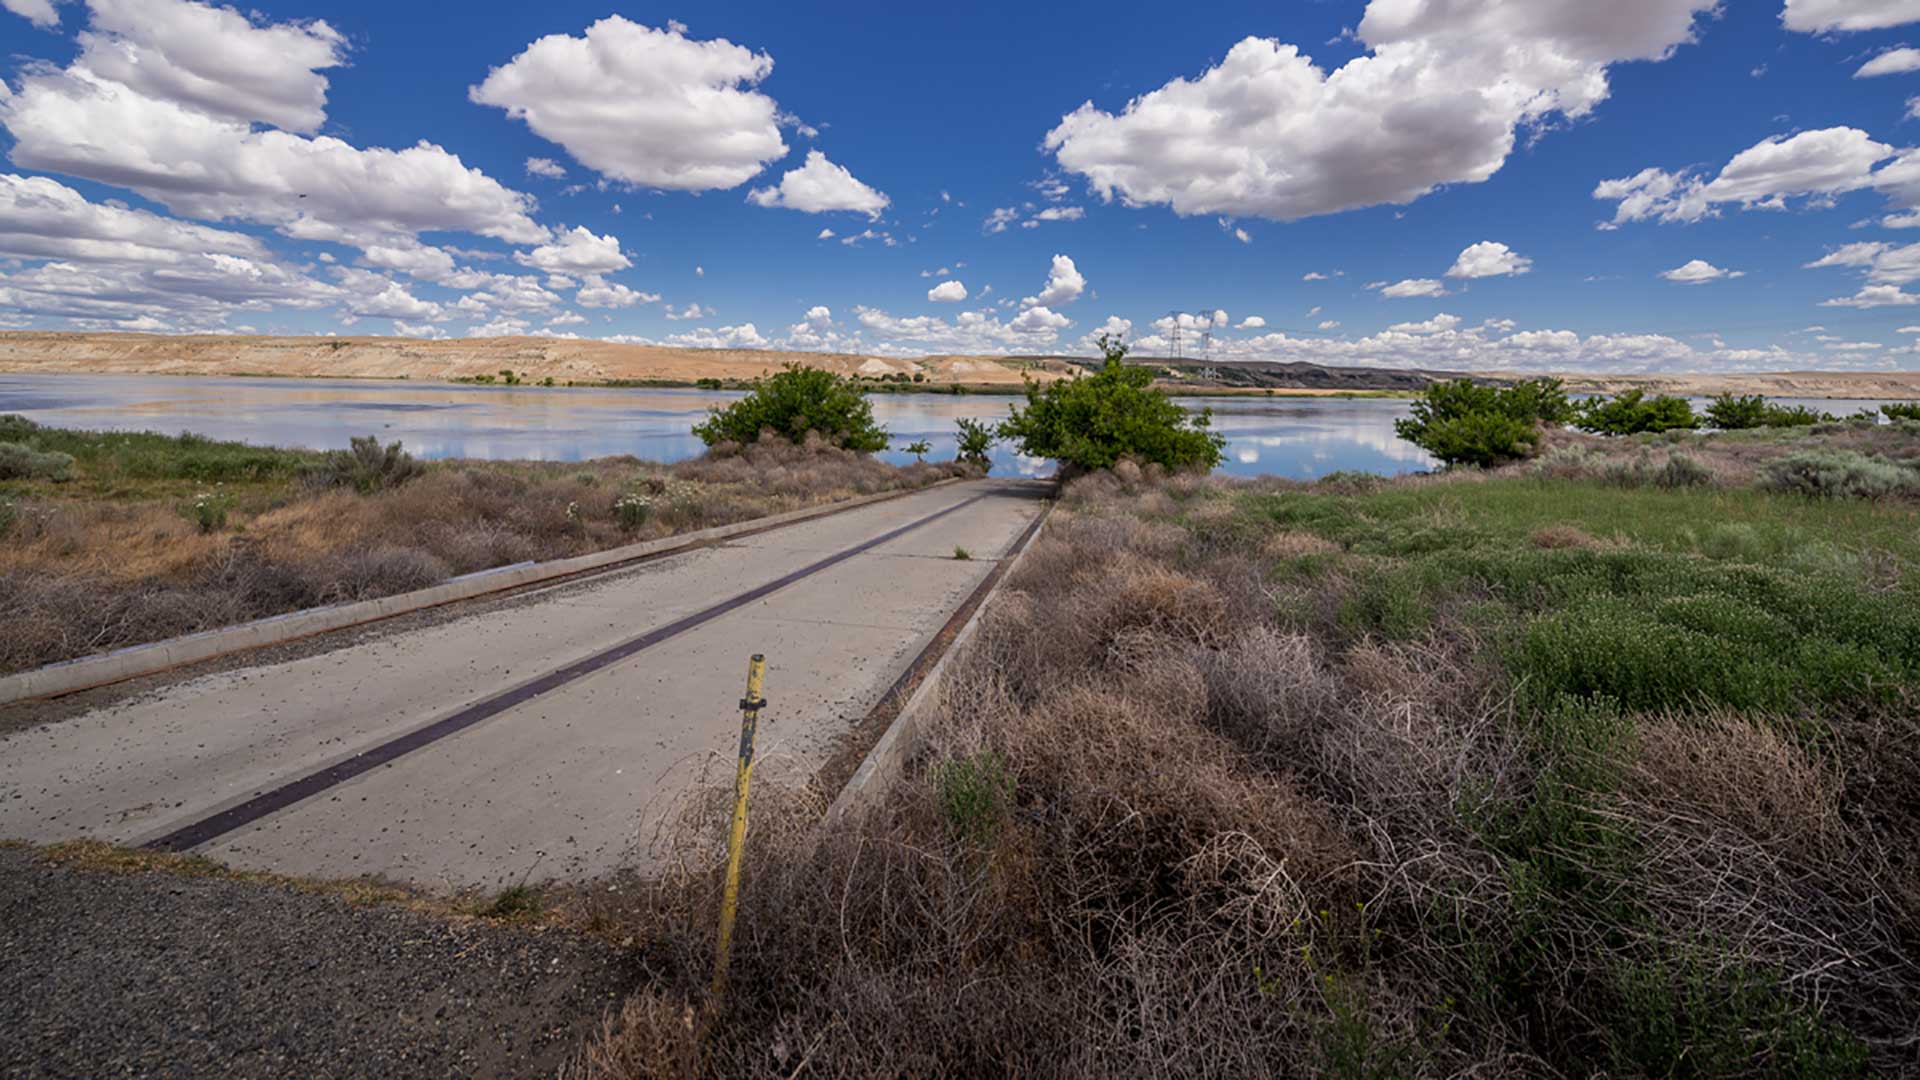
<box><xmin>711</xmin><ymin>653</ymin><xmax>766</xmax><ymax>1001</ymax></box>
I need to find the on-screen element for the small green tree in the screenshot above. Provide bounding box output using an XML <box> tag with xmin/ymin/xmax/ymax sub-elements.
<box><xmin>1882</xmin><ymin>402</ymin><xmax>1920</xmax><ymax>422</ymax></box>
<box><xmin>904</xmin><ymin>439</ymin><xmax>932</xmax><ymax>462</ymax></box>
<box><xmin>1707</xmin><ymin>393</ymin><xmax>1832</xmax><ymax>429</ymax></box>
<box><xmin>692</xmin><ymin>364</ymin><xmax>890</xmax><ymax>451</ymax></box>
<box><xmin>1575</xmin><ymin>390</ymin><xmax>1698</xmax><ymax>435</ymax></box>
<box><xmin>997</xmin><ymin>334</ymin><xmax>1225</xmax><ymax>472</ymax></box>
<box><xmin>955</xmin><ymin>417</ymin><xmax>995</xmax><ymax>470</ymax></box>
<box><xmin>1393</xmin><ymin>378</ymin><xmax>1571</xmax><ymax>467</ymax></box>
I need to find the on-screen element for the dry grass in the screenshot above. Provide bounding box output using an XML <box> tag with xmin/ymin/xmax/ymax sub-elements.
<box><xmin>579</xmin><ymin>461</ymin><xmax>1919</xmax><ymax>1078</ymax></box>
<box><xmin>0</xmin><ymin>437</ymin><xmax>971</xmax><ymax>674</ymax></box>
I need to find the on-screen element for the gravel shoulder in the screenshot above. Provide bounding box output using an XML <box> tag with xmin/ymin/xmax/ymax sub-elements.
<box><xmin>0</xmin><ymin>844</ymin><xmax>638</xmax><ymax>1078</ymax></box>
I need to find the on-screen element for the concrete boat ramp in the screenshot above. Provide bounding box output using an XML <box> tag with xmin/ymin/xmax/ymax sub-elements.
<box><xmin>0</xmin><ymin>478</ymin><xmax>1047</xmax><ymax>888</ymax></box>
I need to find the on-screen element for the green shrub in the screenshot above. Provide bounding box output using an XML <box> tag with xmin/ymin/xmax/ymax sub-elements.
<box><xmin>999</xmin><ymin>335</ymin><xmax>1225</xmax><ymax>472</ymax></box>
<box><xmin>1575</xmin><ymin>390</ymin><xmax>1698</xmax><ymax>435</ymax></box>
<box><xmin>692</xmin><ymin>364</ymin><xmax>889</xmax><ymax>452</ymax></box>
<box><xmin>614</xmin><ymin>491</ymin><xmax>653</xmax><ymax>531</ymax></box>
<box><xmin>1393</xmin><ymin>378</ymin><xmax>1572</xmax><ymax>467</ymax></box>
<box><xmin>932</xmin><ymin>751</ymin><xmax>1013</xmax><ymax>846</ymax></box>
<box><xmin>304</xmin><ymin>435</ymin><xmax>424</xmax><ymax>494</ymax></box>
<box><xmin>1703</xmin><ymin>393</ymin><xmax>1828</xmax><ymax>430</ymax></box>
<box><xmin>188</xmin><ymin>490</ymin><xmax>232</xmax><ymax>533</ymax></box>
<box><xmin>904</xmin><ymin>439</ymin><xmax>932</xmax><ymax>462</ymax></box>
<box><xmin>1654</xmin><ymin>452</ymin><xmax>1712</xmax><ymax>489</ymax></box>
<box><xmin>1759</xmin><ymin>450</ymin><xmax>1920</xmax><ymax>499</ymax></box>
<box><xmin>954</xmin><ymin>417</ymin><xmax>995</xmax><ymax>470</ymax></box>
<box><xmin>0</xmin><ymin>441</ymin><xmax>74</xmax><ymax>481</ymax></box>
<box><xmin>1883</xmin><ymin>401</ymin><xmax>1920</xmax><ymax>422</ymax></box>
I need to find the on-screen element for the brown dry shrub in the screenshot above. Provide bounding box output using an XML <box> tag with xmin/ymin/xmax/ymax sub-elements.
<box><xmin>1263</xmin><ymin>530</ymin><xmax>1339</xmax><ymax>559</ymax></box>
<box><xmin>1528</xmin><ymin>523</ymin><xmax>1602</xmax><ymax>549</ymax></box>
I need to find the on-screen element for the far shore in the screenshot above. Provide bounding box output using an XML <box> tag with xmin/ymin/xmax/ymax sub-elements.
<box><xmin>3</xmin><ymin>331</ymin><xmax>1917</xmax><ymax>401</ymax></box>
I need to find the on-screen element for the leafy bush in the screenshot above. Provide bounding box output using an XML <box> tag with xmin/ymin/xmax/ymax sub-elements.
<box><xmin>954</xmin><ymin>417</ymin><xmax>995</xmax><ymax>469</ymax></box>
<box><xmin>1655</xmin><ymin>452</ymin><xmax>1713</xmax><ymax>489</ymax></box>
<box><xmin>999</xmin><ymin>335</ymin><xmax>1225</xmax><ymax>472</ymax></box>
<box><xmin>304</xmin><ymin>436</ymin><xmax>424</xmax><ymax>494</ymax></box>
<box><xmin>692</xmin><ymin>364</ymin><xmax>889</xmax><ymax>452</ymax></box>
<box><xmin>0</xmin><ymin>441</ymin><xmax>75</xmax><ymax>481</ymax></box>
<box><xmin>1883</xmin><ymin>402</ymin><xmax>1920</xmax><ymax>422</ymax></box>
<box><xmin>904</xmin><ymin>439</ymin><xmax>932</xmax><ymax>462</ymax></box>
<box><xmin>1704</xmin><ymin>394</ymin><xmax>1830</xmax><ymax>430</ymax></box>
<box><xmin>1575</xmin><ymin>390</ymin><xmax>1698</xmax><ymax>435</ymax></box>
<box><xmin>1759</xmin><ymin>450</ymin><xmax>1920</xmax><ymax>499</ymax></box>
<box><xmin>1393</xmin><ymin>377</ymin><xmax>1573</xmax><ymax>467</ymax></box>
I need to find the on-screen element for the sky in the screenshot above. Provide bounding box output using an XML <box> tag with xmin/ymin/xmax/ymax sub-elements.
<box><xmin>6</xmin><ymin>0</ymin><xmax>1920</xmax><ymax>373</ymax></box>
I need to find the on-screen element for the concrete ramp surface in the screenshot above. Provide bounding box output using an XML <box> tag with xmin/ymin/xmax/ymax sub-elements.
<box><xmin>0</xmin><ymin>479</ymin><xmax>1047</xmax><ymax>888</ymax></box>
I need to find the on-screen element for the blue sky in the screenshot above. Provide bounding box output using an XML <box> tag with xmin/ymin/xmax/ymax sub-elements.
<box><xmin>6</xmin><ymin>0</ymin><xmax>1920</xmax><ymax>371</ymax></box>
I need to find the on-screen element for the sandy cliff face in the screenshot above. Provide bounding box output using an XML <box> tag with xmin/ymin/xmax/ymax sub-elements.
<box><xmin>0</xmin><ymin>333</ymin><xmax>1077</xmax><ymax>387</ymax></box>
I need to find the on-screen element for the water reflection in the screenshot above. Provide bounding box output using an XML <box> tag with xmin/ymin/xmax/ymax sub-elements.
<box><xmin>0</xmin><ymin>373</ymin><xmax>1439</xmax><ymax>479</ymax></box>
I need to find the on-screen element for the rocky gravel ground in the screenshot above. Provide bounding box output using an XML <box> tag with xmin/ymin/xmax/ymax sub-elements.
<box><xmin>0</xmin><ymin>845</ymin><xmax>638</xmax><ymax>1078</ymax></box>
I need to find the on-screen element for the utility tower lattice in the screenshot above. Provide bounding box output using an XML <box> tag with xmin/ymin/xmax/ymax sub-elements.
<box><xmin>1165</xmin><ymin>310</ymin><xmax>1184</xmax><ymax>360</ymax></box>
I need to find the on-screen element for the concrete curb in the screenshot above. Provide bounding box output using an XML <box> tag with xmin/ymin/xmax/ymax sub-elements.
<box><xmin>824</xmin><ymin>496</ymin><xmax>1055</xmax><ymax>823</ymax></box>
<box><xmin>0</xmin><ymin>478</ymin><xmax>970</xmax><ymax>707</ymax></box>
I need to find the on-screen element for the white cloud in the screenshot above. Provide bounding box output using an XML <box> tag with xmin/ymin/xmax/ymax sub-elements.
<box><xmin>1446</xmin><ymin>240</ymin><xmax>1532</xmax><ymax>278</ymax></box>
<box><xmin>1388</xmin><ymin>313</ymin><xmax>1463</xmax><ymax>334</ymax></box>
<box><xmin>746</xmin><ymin>150</ymin><xmax>889</xmax><ymax>216</ymax></box>
<box><xmin>1318</xmin><ymin>320</ymin><xmax>1341</xmax><ymax>330</ymax></box>
<box><xmin>1378</xmin><ymin>278</ymin><xmax>1449</xmax><ymax>298</ymax></box>
<box><xmin>1784</xmin><ymin>0</ymin><xmax>1920</xmax><ymax>33</ymax></box>
<box><xmin>665</xmin><ymin>323</ymin><xmax>767</xmax><ymax>349</ymax></box>
<box><xmin>77</xmin><ymin>0</ymin><xmax>346</xmax><ymax>133</ymax></box>
<box><xmin>525</xmin><ymin>157</ymin><xmax>567</xmax><ymax>179</ymax></box>
<box><xmin>470</xmin><ymin>16</ymin><xmax>786</xmax><ymax>191</ymax></box>
<box><xmin>927</xmin><ymin>279</ymin><xmax>968</xmax><ymax>302</ymax></box>
<box><xmin>1822</xmin><ymin>284</ymin><xmax>1920</xmax><ymax>307</ymax></box>
<box><xmin>359</xmin><ymin>240</ymin><xmax>456</xmax><ymax>282</ymax></box>
<box><xmin>983</xmin><ymin>207</ymin><xmax>1019</xmax><ymax>233</ymax></box>
<box><xmin>1023</xmin><ymin>253</ymin><xmax>1086</xmax><ymax>307</ymax></box>
<box><xmin>1596</xmin><ymin>127</ymin><xmax>1915</xmax><ymax>226</ymax></box>
<box><xmin>856</xmin><ymin>305</ymin><xmax>1071</xmax><ymax>352</ymax></box>
<box><xmin>1045</xmin><ymin>0</ymin><xmax>1716</xmax><ymax>222</ymax></box>
<box><xmin>2</xmin><ymin>67</ymin><xmax>547</xmax><ymax>249</ymax></box>
<box><xmin>335</xmin><ymin>267</ymin><xmax>441</xmax><ymax>320</ymax></box>
<box><xmin>1011</xmin><ymin>306</ymin><xmax>1070</xmax><ymax>334</ymax></box>
<box><xmin>575</xmin><ymin>274</ymin><xmax>659</xmax><ymax>309</ymax></box>
<box><xmin>3</xmin><ymin>0</ymin><xmax>61</xmax><ymax>28</ymax></box>
<box><xmin>468</xmin><ymin>316</ymin><xmax>531</xmax><ymax>337</ymax></box>
<box><xmin>1302</xmin><ymin>271</ymin><xmax>1336</xmax><ymax>281</ymax></box>
<box><xmin>1857</xmin><ymin>46</ymin><xmax>1920</xmax><ymax>76</ymax></box>
<box><xmin>816</xmin><ymin>228</ymin><xmax>835</xmax><ymax>240</ymax></box>
<box><xmin>1236</xmin><ymin>316</ymin><xmax>1266</xmax><ymax>329</ymax></box>
<box><xmin>1660</xmin><ymin>258</ymin><xmax>1744</xmax><ymax>283</ymax></box>
<box><xmin>547</xmin><ymin>311</ymin><xmax>587</xmax><ymax>327</ymax></box>
<box><xmin>513</xmin><ymin>225</ymin><xmax>630</xmax><ymax>275</ymax></box>
<box><xmin>0</xmin><ymin>172</ymin><xmax>264</xmax><ymax>264</ymax></box>
<box><xmin>664</xmin><ymin>302</ymin><xmax>711</xmax><ymax>321</ymax></box>
<box><xmin>1030</xmin><ymin>206</ymin><xmax>1084</xmax><ymax>223</ymax></box>
<box><xmin>393</xmin><ymin>319</ymin><xmax>447</xmax><ymax>339</ymax></box>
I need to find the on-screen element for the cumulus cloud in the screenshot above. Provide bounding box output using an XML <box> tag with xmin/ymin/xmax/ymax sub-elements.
<box><xmin>2</xmin><ymin>58</ymin><xmax>546</xmax><ymax>251</ymax></box>
<box><xmin>1045</xmin><ymin>0</ymin><xmax>1715</xmax><ymax>222</ymax></box>
<box><xmin>1388</xmin><ymin>313</ymin><xmax>1463</xmax><ymax>334</ymax></box>
<box><xmin>0</xmin><ymin>172</ymin><xmax>264</xmax><ymax>264</ymax></box>
<box><xmin>575</xmin><ymin>274</ymin><xmax>659</xmax><ymax>309</ymax></box>
<box><xmin>664</xmin><ymin>302</ymin><xmax>711</xmax><ymax>321</ymax></box>
<box><xmin>1024</xmin><ymin>254</ymin><xmax>1086</xmax><ymax>307</ymax></box>
<box><xmin>1446</xmin><ymin>240</ymin><xmax>1532</xmax><ymax>278</ymax></box>
<box><xmin>746</xmin><ymin>150</ymin><xmax>889</xmax><ymax>216</ymax></box>
<box><xmin>1857</xmin><ymin>46</ymin><xmax>1920</xmax><ymax>76</ymax></box>
<box><xmin>664</xmin><ymin>323</ymin><xmax>767</xmax><ymax>349</ymax></box>
<box><xmin>513</xmin><ymin>225</ymin><xmax>631</xmax><ymax>275</ymax></box>
<box><xmin>525</xmin><ymin>157</ymin><xmax>567</xmax><ymax>179</ymax></box>
<box><xmin>1822</xmin><ymin>284</ymin><xmax>1920</xmax><ymax>307</ymax></box>
<box><xmin>1378</xmin><ymin>278</ymin><xmax>1450</xmax><ymax>298</ymax></box>
<box><xmin>470</xmin><ymin>17</ymin><xmax>786</xmax><ymax>191</ymax></box>
<box><xmin>1236</xmin><ymin>316</ymin><xmax>1266</xmax><ymax>329</ymax></box>
<box><xmin>1806</xmin><ymin>238</ymin><xmax>1920</xmax><ymax>305</ymax></box>
<box><xmin>1784</xmin><ymin>0</ymin><xmax>1920</xmax><ymax>33</ymax></box>
<box><xmin>1595</xmin><ymin>127</ymin><xmax>1914</xmax><ymax>226</ymax></box>
<box><xmin>856</xmin><ymin>305</ymin><xmax>1072</xmax><ymax>352</ymax></box>
<box><xmin>1030</xmin><ymin>206</ymin><xmax>1085</xmax><ymax>223</ymax></box>
<box><xmin>1660</xmin><ymin>258</ymin><xmax>1744</xmax><ymax>283</ymax></box>
<box><xmin>3</xmin><ymin>0</ymin><xmax>61</xmax><ymax>27</ymax></box>
<box><xmin>927</xmin><ymin>279</ymin><xmax>968</xmax><ymax>302</ymax></box>
<box><xmin>76</xmin><ymin>0</ymin><xmax>345</xmax><ymax>132</ymax></box>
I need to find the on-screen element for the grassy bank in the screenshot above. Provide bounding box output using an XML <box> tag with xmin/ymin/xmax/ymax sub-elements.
<box><xmin>584</xmin><ymin>428</ymin><xmax>1919</xmax><ymax>1077</ymax></box>
<box><xmin>0</xmin><ymin>417</ymin><xmax>972</xmax><ymax>675</ymax></box>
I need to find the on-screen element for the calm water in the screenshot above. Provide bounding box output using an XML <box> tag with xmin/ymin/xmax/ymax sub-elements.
<box><xmin>0</xmin><ymin>373</ymin><xmax>1438</xmax><ymax>479</ymax></box>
